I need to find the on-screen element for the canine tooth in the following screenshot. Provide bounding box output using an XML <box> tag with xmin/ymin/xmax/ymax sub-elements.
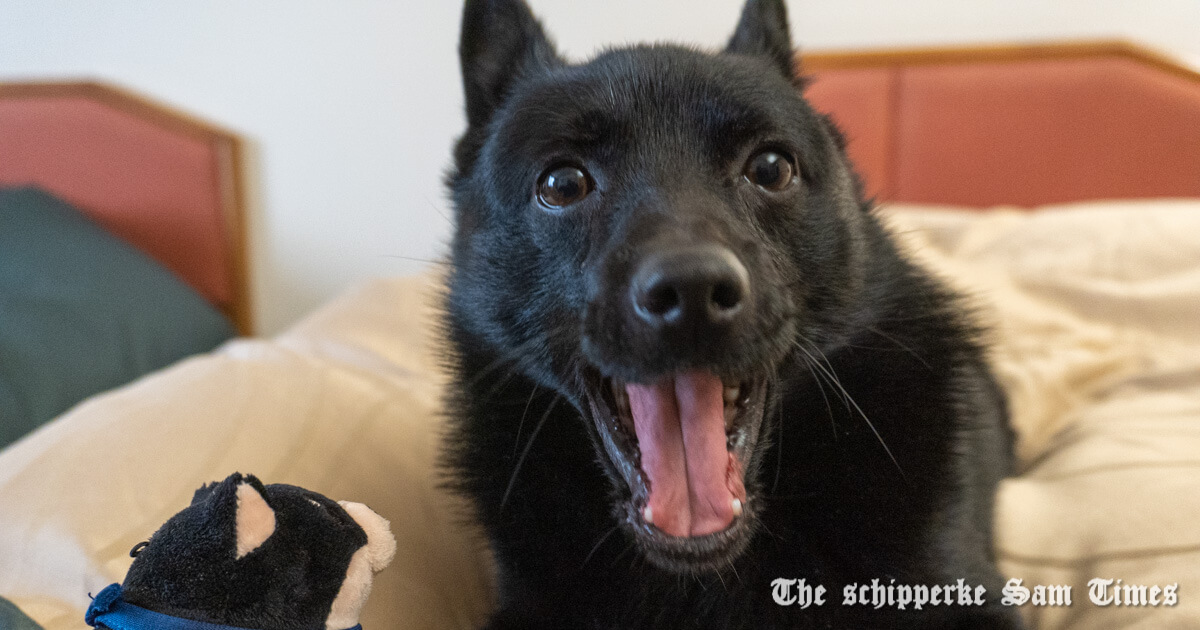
<box><xmin>610</xmin><ymin>382</ymin><xmax>630</xmax><ymax>418</ymax></box>
<box><xmin>723</xmin><ymin>386</ymin><xmax>740</xmax><ymax>405</ymax></box>
<box><xmin>642</xmin><ymin>506</ymin><xmax>653</xmax><ymax>524</ymax></box>
<box><xmin>731</xmin><ymin>498</ymin><xmax>742</xmax><ymax>517</ymax></box>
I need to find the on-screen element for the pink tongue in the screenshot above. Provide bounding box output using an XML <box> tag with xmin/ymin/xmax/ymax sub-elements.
<box><xmin>626</xmin><ymin>371</ymin><xmax>742</xmax><ymax>537</ymax></box>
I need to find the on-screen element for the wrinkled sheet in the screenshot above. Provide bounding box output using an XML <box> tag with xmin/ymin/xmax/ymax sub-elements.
<box><xmin>1</xmin><ymin>199</ymin><xmax>1199</xmax><ymax>629</ymax></box>
<box><xmin>885</xmin><ymin>200</ymin><xmax>1200</xmax><ymax>629</ymax></box>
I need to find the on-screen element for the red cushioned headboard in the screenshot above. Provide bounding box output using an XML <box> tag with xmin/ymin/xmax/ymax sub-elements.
<box><xmin>0</xmin><ymin>82</ymin><xmax>251</xmax><ymax>335</ymax></box>
<box><xmin>800</xmin><ymin>41</ymin><xmax>1200</xmax><ymax>206</ymax></box>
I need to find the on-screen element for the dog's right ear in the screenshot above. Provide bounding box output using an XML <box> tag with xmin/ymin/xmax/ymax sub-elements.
<box><xmin>459</xmin><ymin>0</ymin><xmax>559</xmax><ymax>128</ymax></box>
<box><xmin>725</xmin><ymin>0</ymin><xmax>795</xmax><ymax>79</ymax></box>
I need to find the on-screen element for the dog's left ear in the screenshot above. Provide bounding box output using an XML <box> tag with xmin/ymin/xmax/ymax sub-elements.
<box><xmin>725</xmin><ymin>0</ymin><xmax>795</xmax><ymax>79</ymax></box>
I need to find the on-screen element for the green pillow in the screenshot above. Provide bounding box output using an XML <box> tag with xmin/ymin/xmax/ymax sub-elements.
<box><xmin>0</xmin><ymin>187</ymin><xmax>235</xmax><ymax>448</ymax></box>
<box><xmin>0</xmin><ymin>596</ymin><xmax>42</xmax><ymax>630</ymax></box>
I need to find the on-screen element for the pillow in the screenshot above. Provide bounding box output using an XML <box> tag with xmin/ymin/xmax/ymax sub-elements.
<box><xmin>0</xmin><ymin>187</ymin><xmax>234</xmax><ymax>448</ymax></box>
<box><xmin>0</xmin><ymin>597</ymin><xmax>42</xmax><ymax>630</ymax></box>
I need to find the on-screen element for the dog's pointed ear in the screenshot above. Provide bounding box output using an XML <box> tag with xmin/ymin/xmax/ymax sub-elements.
<box><xmin>725</xmin><ymin>0</ymin><xmax>795</xmax><ymax>79</ymax></box>
<box><xmin>460</xmin><ymin>0</ymin><xmax>559</xmax><ymax>128</ymax></box>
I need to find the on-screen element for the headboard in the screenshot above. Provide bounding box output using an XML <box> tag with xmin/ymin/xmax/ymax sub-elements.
<box><xmin>0</xmin><ymin>82</ymin><xmax>251</xmax><ymax>334</ymax></box>
<box><xmin>799</xmin><ymin>41</ymin><xmax>1200</xmax><ymax>206</ymax></box>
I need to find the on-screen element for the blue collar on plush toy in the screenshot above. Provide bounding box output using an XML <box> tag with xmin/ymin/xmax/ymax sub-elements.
<box><xmin>86</xmin><ymin>584</ymin><xmax>362</xmax><ymax>630</ymax></box>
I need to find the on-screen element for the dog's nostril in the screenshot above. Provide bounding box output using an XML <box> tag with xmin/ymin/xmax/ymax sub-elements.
<box><xmin>710</xmin><ymin>280</ymin><xmax>742</xmax><ymax>312</ymax></box>
<box><xmin>644</xmin><ymin>284</ymin><xmax>681</xmax><ymax>317</ymax></box>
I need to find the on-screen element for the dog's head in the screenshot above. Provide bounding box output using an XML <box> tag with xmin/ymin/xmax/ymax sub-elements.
<box><xmin>448</xmin><ymin>0</ymin><xmax>868</xmax><ymax>573</ymax></box>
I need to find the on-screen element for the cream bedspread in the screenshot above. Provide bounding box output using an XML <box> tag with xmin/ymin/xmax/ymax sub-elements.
<box><xmin>1</xmin><ymin>200</ymin><xmax>1198</xmax><ymax>630</ymax></box>
<box><xmin>885</xmin><ymin>201</ymin><xmax>1200</xmax><ymax>629</ymax></box>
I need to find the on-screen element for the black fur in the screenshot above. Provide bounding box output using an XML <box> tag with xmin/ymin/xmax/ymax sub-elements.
<box><xmin>442</xmin><ymin>1</ymin><xmax>1021</xmax><ymax>627</ymax></box>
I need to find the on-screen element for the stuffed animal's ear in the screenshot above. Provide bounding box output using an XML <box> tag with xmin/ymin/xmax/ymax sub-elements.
<box><xmin>191</xmin><ymin>482</ymin><xmax>222</xmax><ymax>505</ymax></box>
<box><xmin>460</xmin><ymin>0</ymin><xmax>560</xmax><ymax>128</ymax></box>
<box><xmin>235</xmin><ymin>479</ymin><xmax>276</xmax><ymax>558</ymax></box>
<box><xmin>340</xmin><ymin>501</ymin><xmax>396</xmax><ymax>572</ymax></box>
<box><xmin>725</xmin><ymin>0</ymin><xmax>796</xmax><ymax>79</ymax></box>
<box><xmin>192</xmin><ymin>471</ymin><xmax>249</xmax><ymax>506</ymax></box>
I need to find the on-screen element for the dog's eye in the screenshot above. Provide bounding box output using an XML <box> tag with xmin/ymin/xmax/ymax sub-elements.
<box><xmin>744</xmin><ymin>151</ymin><xmax>796</xmax><ymax>192</ymax></box>
<box><xmin>537</xmin><ymin>165</ymin><xmax>591</xmax><ymax>209</ymax></box>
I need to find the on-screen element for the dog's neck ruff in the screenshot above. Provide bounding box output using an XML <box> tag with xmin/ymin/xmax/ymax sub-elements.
<box><xmin>86</xmin><ymin>584</ymin><xmax>362</xmax><ymax>630</ymax></box>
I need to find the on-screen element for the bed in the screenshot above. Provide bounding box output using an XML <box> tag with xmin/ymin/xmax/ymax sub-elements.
<box><xmin>1</xmin><ymin>42</ymin><xmax>1198</xmax><ymax>630</ymax></box>
<box><xmin>0</xmin><ymin>82</ymin><xmax>251</xmax><ymax>450</ymax></box>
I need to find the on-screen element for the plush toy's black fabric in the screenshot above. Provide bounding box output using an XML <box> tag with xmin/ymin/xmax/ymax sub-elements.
<box><xmin>116</xmin><ymin>473</ymin><xmax>367</xmax><ymax>630</ymax></box>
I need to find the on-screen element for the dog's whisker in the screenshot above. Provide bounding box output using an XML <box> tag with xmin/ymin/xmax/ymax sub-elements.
<box><xmin>472</xmin><ymin>337</ymin><xmax>548</xmax><ymax>386</ymax></box>
<box><xmin>380</xmin><ymin>254</ymin><xmax>450</xmax><ymax>266</ymax></box>
<box><xmin>609</xmin><ymin>541</ymin><xmax>636</xmax><ymax>569</ymax></box>
<box><xmin>800</xmin><ymin>339</ymin><xmax>855</xmax><ymax>412</ymax></box>
<box><xmin>798</xmin><ymin>352</ymin><xmax>838</xmax><ymax>441</ymax></box>
<box><xmin>467</xmin><ymin>341</ymin><xmax>548</xmax><ymax>406</ymax></box>
<box><xmin>512</xmin><ymin>384</ymin><xmax>540</xmax><ymax>456</ymax></box>
<box><xmin>771</xmin><ymin>398</ymin><xmax>785</xmax><ymax>495</ymax></box>
<box><xmin>793</xmin><ymin>338</ymin><xmax>907</xmax><ymax>482</ymax></box>
<box><xmin>725</xmin><ymin>559</ymin><xmax>741</xmax><ymax>584</ymax></box>
<box><xmin>866</xmin><ymin>325</ymin><xmax>932</xmax><ymax>369</ymax></box>
<box><xmin>462</xmin><ymin>353</ymin><xmax>516</xmax><ymax>391</ymax></box>
<box><xmin>500</xmin><ymin>394</ymin><xmax>561</xmax><ymax>511</ymax></box>
<box><xmin>755</xmin><ymin>520</ymin><xmax>783</xmax><ymax>543</ymax></box>
<box><xmin>580</xmin><ymin>525</ymin><xmax>619</xmax><ymax>570</ymax></box>
<box><xmin>799</xmin><ymin>350</ymin><xmax>851</xmax><ymax>412</ymax></box>
<box><xmin>477</xmin><ymin>366</ymin><xmax>523</xmax><ymax>407</ymax></box>
<box><xmin>802</xmin><ymin>338</ymin><xmax>848</xmax><ymax>396</ymax></box>
<box><xmin>865</xmin><ymin>312</ymin><xmax>941</xmax><ymax>325</ymax></box>
<box><xmin>423</xmin><ymin>194</ymin><xmax>454</xmax><ymax>226</ymax></box>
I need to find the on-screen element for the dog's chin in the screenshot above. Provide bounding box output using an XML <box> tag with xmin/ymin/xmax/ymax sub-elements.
<box><xmin>582</xmin><ymin>367</ymin><xmax>768</xmax><ymax>574</ymax></box>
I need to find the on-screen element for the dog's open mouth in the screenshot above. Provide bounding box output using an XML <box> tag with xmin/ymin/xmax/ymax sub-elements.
<box><xmin>585</xmin><ymin>368</ymin><xmax>767</xmax><ymax>571</ymax></box>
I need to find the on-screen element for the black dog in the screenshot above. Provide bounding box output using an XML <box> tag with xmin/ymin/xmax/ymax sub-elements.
<box><xmin>443</xmin><ymin>1</ymin><xmax>1022</xmax><ymax>628</ymax></box>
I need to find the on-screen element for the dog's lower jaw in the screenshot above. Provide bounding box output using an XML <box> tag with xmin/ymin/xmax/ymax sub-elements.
<box><xmin>582</xmin><ymin>368</ymin><xmax>770</xmax><ymax>573</ymax></box>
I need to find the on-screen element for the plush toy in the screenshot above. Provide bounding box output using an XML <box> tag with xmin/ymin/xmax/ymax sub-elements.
<box><xmin>85</xmin><ymin>472</ymin><xmax>396</xmax><ymax>630</ymax></box>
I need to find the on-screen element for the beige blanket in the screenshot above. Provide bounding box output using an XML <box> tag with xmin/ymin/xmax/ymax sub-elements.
<box><xmin>1</xmin><ymin>199</ymin><xmax>1198</xmax><ymax>629</ymax></box>
<box><xmin>885</xmin><ymin>200</ymin><xmax>1200</xmax><ymax>629</ymax></box>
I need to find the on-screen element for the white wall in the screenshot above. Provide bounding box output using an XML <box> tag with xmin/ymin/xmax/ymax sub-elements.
<box><xmin>4</xmin><ymin>1</ymin><xmax>1199</xmax><ymax>334</ymax></box>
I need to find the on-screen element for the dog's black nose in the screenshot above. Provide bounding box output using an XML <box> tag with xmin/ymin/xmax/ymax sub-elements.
<box><xmin>631</xmin><ymin>245</ymin><xmax>750</xmax><ymax>330</ymax></box>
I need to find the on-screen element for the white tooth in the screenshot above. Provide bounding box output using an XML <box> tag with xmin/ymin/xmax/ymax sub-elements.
<box><xmin>723</xmin><ymin>386</ymin><xmax>740</xmax><ymax>405</ymax></box>
<box><xmin>731</xmin><ymin>498</ymin><xmax>742</xmax><ymax>517</ymax></box>
<box><xmin>642</xmin><ymin>506</ymin><xmax>653</xmax><ymax>524</ymax></box>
